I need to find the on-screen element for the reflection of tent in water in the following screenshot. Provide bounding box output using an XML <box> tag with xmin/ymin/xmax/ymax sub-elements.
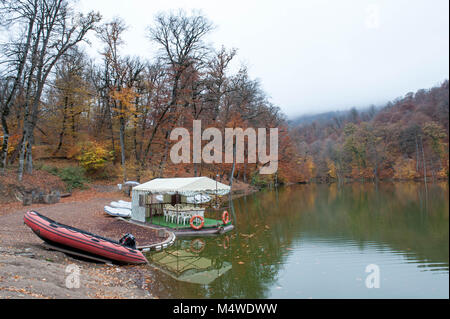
<box><xmin>148</xmin><ymin>241</ymin><xmax>232</xmax><ymax>285</ymax></box>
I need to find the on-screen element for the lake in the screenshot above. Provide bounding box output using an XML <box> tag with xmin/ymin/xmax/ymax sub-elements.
<box><xmin>145</xmin><ymin>182</ymin><xmax>449</xmax><ymax>299</ymax></box>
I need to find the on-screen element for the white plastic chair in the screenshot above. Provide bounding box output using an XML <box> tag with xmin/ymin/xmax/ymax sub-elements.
<box><xmin>169</xmin><ymin>211</ymin><xmax>178</xmax><ymax>224</ymax></box>
<box><xmin>180</xmin><ymin>211</ymin><xmax>191</xmax><ymax>225</ymax></box>
<box><xmin>175</xmin><ymin>211</ymin><xmax>188</xmax><ymax>225</ymax></box>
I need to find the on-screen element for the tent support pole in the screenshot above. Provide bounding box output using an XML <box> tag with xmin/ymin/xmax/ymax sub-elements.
<box><xmin>150</xmin><ymin>192</ymin><xmax>153</xmax><ymax>225</ymax></box>
<box><xmin>176</xmin><ymin>191</ymin><xmax>179</xmax><ymax>231</ymax></box>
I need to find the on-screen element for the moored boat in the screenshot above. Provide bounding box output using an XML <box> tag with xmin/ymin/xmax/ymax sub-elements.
<box><xmin>104</xmin><ymin>205</ymin><xmax>131</xmax><ymax>218</ymax></box>
<box><xmin>130</xmin><ymin>177</ymin><xmax>234</xmax><ymax>236</ymax></box>
<box><xmin>23</xmin><ymin>211</ymin><xmax>147</xmax><ymax>264</ymax></box>
<box><xmin>110</xmin><ymin>201</ymin><xmax>132</xmax><ymax>210</ymax></box>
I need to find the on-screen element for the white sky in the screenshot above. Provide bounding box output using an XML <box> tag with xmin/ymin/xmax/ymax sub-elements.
<box><xmin>78</xmin><ymin>0</ymin><xmax>449</xmax><ymax>118</ymax></box>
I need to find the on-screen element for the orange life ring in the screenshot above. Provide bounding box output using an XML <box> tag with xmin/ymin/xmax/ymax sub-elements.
<box><xmin>190</xmin><ymin>215</ymin><xmax>204</xmax><ymax>230</ymax></box>
<box><xmin>222</xmin><ymin>210</ymin><xmax>230</xmax><ymax>225</ymax></box>
<box><xmin>190</xmin><ymin>238</ymin><xmax>206</xmax><ymax>253</ymax></box>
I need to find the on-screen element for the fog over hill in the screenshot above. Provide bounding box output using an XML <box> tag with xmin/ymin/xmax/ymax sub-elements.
<box><xmin>288</xmin><ymin>80</ymin><xmax>449</xmax><ymax>183</ymax></box>
<box><xmin>288</xmin><ymin>106</ymin><xmax>380</xmax><ymax>128</ymax></box>
<box><xmin>287</xmin><ymin>78</ymin><xmax>448</xmax><ymax>127</ymax></box>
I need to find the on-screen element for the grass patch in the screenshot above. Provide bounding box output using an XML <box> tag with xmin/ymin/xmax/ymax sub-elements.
<box><xmin>38</xmin><ymin>164</ymin><xmax>88</xmax><ymax>192</ymax></box>
<box><xmin>250</xmin><ymin>171</ymin><xmax>274</xmax><ymax>188</ymax></box>
<box><xmin>147</xmin><ymin>215</ymin><xmax>224</xmax><ymax>229</ymax></box>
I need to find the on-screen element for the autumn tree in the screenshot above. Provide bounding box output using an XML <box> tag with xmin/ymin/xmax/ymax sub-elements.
<box><xmin>97</xmin><ymin>18</ymin><xmax>145</xmax><ymax>182</ymax></box>
<box><xmin>138</xmin><ymin>9</ymin><xmax>214</xmax><ymax>180</ymax></box>
<box><xmin>1</xmin><ymin>0</ymin><xmax>101</xmax><ymax>180</ymax></box>
<box><xmin>0</xmin><ymin>0</ymin><xmax>39</xmax><ymax>173</ymax></box>
<box><xmin>48</xmin><ymin>47</ymin><xmax>91</xmax><ymax>155</ymax></box>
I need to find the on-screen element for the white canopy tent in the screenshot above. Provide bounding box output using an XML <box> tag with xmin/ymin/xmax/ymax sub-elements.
<box><xmin>133</xmin><ymin>177</ymin><xmax>230</xmax><ymax>196</ymax></box>
<box><xmin>131</xmin><ymin>177</ymin><xmax>230</xmax><ymax>223</ymax></box>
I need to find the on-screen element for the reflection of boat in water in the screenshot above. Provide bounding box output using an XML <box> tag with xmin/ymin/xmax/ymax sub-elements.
<box><xmin>147</xmin><ymin>239</ymin><xmax>232</xmax><ymax>285</ymax></box>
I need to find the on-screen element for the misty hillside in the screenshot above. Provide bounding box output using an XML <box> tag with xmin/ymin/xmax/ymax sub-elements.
<box><xmin>289</xmin><ymin>105</ymin><xmax>380</xmax><ymax>128</ymax></box>
<box><xmin>289</xmin><ymin>111</ymin><xmax>349</xmax><ymax>127</ymax></box>
<box><xmin>289</xmin><ymin>80</ymin><xmax>449</xmax><ymax>182</ymax></box>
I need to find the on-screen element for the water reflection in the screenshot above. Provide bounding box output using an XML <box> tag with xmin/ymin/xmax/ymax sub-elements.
<box><xmin>147</xmin><ymin>239</ymin><xmax>232</xmax><ymax>285</ymax></box>
<box><xmin>145</xmin><ymin>182</ymin><xmax>449</xmax><ymax>298</ymax></box>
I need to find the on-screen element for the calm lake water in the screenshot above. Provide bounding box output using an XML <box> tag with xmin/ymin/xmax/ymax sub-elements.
<box><xmin>145</xmin><ymin>182</ymin><xmax>449</xmax><ymax>299</ymax></box>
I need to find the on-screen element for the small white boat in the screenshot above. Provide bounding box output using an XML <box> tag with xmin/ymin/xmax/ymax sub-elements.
<box><xmin>104</xmin><ymin>205</ymin><xmax>131</xmax><ymax>218</ymax></box>
<box><xmin>124</xmin><ymin>181</ymin><xmax>140</xmax><ymax>187</ymax></box>
<box><xmin>110</xmin><ymin>200</ymin><xmax>132</xmax><ymax>209</ymax></box>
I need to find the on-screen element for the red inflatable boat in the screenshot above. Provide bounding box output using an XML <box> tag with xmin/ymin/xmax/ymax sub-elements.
<box><xmin>24</xmin><ymin>211</ymin><xmax>147</xmax><ymax>264</ymax></box>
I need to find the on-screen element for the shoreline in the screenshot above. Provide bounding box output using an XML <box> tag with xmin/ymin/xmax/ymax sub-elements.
<box><xmin>0</xmin><ymin>246</ymin><xmax>155</xmax><ymax>299</ymax></box>
<box><xmin>0</xmin><ymin>180</ymin><xmax>260</xmax><ymax>299</ymax></box>
<box><xmin>0</xmin><ymin>188</ymin><xmax>171</xmax><ymax>299</ymax></box>
<box><xmin>0</xmin><ymin>180</ymin><xmax>446</xmax><ymax>298</ymax></box>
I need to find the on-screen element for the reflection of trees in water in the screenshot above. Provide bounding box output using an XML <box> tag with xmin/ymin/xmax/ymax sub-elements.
<box><xmin>201</xmin><ymin>188</ymin><xmax>317</xmax><ymax>298</ymax></box>
<box><xmin>212</xmin><ymin>182</ymin><xmax>448</xmax><ymax>298</ymax></box>
<box><xmin>151</xmin><ymin>192</ymin><xmax>295</xmax><ymax>298</ymax></box>
<box><xmin>147</xmin><ymin>182</ymin><xmax>448</xmax><ymax>298</ymax></box>
<box><xmin>284</xmin><ymin>182</ymin><xmax>449</xmax><ymax>265</ymax></box>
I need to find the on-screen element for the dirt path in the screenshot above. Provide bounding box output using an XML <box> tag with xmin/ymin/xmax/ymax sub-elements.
<box><xmin>0</xmin><ymin>190</ymin><xmax>165</xmax><ymax>299</ymax></box>
<box><xmin>0</xmin><ymin>181</ymin><xmax>259</xmax><ymax>299</ymax></box>
<box><xmin>0</xmin><ymin>251</ymin><xmax>155</xmax><ymax>299</ymax></box>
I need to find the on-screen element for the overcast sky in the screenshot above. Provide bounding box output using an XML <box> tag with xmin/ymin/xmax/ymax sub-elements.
<box><xmin>78</xmin><ymin>0</ymin><xmax>449</xmax><ymax>118</ymax></box>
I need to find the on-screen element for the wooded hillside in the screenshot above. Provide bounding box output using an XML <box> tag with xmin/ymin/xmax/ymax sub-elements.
<box><xmin>0</xmin><ymin>2</ymin><xmax>302</xmax><ymax>187</ymax></box>
<box><xmin>1</xmin><ymin>1</ymin><xmax>448</xmax><ymax>189</ymax></box>
<box><xmin>291</xmin><ymin>81</ymin><xmax>449</xmax><ymax>182</ymax></box>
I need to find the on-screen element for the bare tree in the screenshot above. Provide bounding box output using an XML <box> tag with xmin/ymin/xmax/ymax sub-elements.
<box><xmin>137</xmin><ymin>10</ymin><xmax>213</xmax><ymax>178</ymax></box>
<box><xmin>0</xmin><ymin>0</ymin><xmax>39</xmax><ymax>173</ymax></box>
<box><xmin>97</xmin><ymin>18</ymin><xmax>128</xmax><ymax>182</ymax></box>
<box><xmin>13</xmin><ymin>0</ymin><xmax>100</xmax><ymax>180</ymax></box>
<box><xmin>51</xmin><ymin>47</ymin><xmax>88</xmax><ymax>155</ymax></box>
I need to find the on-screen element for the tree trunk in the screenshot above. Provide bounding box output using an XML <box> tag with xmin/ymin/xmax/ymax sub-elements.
<box><xmin>18</xmin><ymin>96</ymin><xmax>32</xmax><ymax>181</ymax></box>
<box><xmin>0</xmin><ymin>112</ymin><xmax>9</xmax><ymax>174</ymax></box>
<box><xmin>229</xmin><ymin>141</ymin><xmax>236</xmax><ymax>189</ymax></box>
<box><xmin>415</xmin><ymin>135</ymin><xmax>420</xmax><ymax>172</ymax></box>
<box><xmin>26</xmin><ymin>133</ymin><xmax>33</xmax><ymax>174</ymax></box>
<box><xmin>109</xmin><ymin>107</ymin><xmax>116</xmax><ymax>161</ymax></box>
<box><xmin>18</xmin><ymin>128</ymin><xmax>29</xmax><ymax>181</ymax></box>
<box><xmin>71</xmin><ymin>102</ymin><xmax>76</xmax><ymax>139</ymax></box>
<box><xmin>54</xmin><ymin>96</ymin><xmax>69</xmax><ymax>154</ymax></box>
<box><xmin>119</xmin><ymin>115</ymin><xmax>127</xmax><ymax>183</ymax></box>
<box><xmin>158</xmin><ymin>130</ymin><xmax>170</xmax><ymax>177</ymax></box>
<box><xmin>420</xmin><ymin>135</ymin><xmax>427</xmax><ymax>184</ymax></box>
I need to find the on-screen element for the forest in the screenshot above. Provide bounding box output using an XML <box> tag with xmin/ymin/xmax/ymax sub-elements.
<box><xmin>0</xmin><ymin>0</ymin><xmax>448</xmax><ymax>192</ymax></box>
<box><xmin>291</xmin><ymin>81</ymin><xmax>449</xmax><ymax>183</ymax></box>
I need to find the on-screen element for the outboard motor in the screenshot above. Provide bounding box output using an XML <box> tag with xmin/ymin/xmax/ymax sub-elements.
<box><xmin>119</xmin><ymin>233</ymin><xmax>137</xmax><ymax>249</ymax></box>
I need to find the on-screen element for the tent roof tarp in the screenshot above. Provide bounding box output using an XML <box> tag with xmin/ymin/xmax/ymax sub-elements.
<box><xmin>132</xmin><ymin>177</ymin><xmax>230</xmax><ymax>196</ymax></box>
